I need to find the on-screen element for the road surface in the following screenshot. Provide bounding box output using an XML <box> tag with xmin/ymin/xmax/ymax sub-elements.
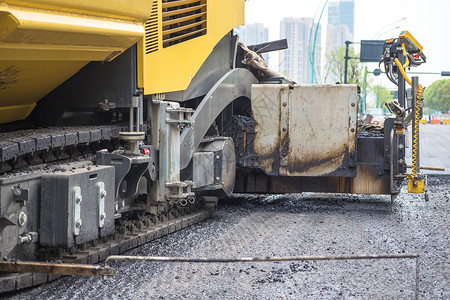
<box><xmin>405</xmin><ymin>124</ymin><xmax>450</xmax><ymax>174</ymax></box>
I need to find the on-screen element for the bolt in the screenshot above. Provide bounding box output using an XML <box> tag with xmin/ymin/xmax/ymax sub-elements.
<box><xmin>351</xmin><ymin>103</ymin><xmax>356</xmax><ymax>107</ymax></box>
<box><xmin>101</xmin><ymin>190</ymin><xmax>107</xmax><ymax>198</ymax></box>
<box><xmin>282</xmin><ymin>127</ymin><xmax>287</xmax><ymax>132</ymax></box>
<box><xmin>75</xmin><ymin>219</ymin><xmax>82</xmax><ymax>228</ymax></box>
<box><xmin>76</xmin><ymin>195</ymin><xmax>82</xmax><ymax>204</ymax></box>
<box><xmin>282</xmin><ymin>102</ymin><xmax>287</xmax><ymax>107</ymax></box>
<box><xmin>215</xmin><ymin>177</ymin><xmax>220</xmax><ymax>181</ymax></box>
<box><xmin>100</xmin><ymin>213</ymin><xmax>106</xmax><ymax>220</ymax></box>
<box><xmin>216</xmin><ymin>155</ymin><xmax>220</xmax><ymax>160</ymax></box>
<box><xmin>18</xmin><ymin>212</ymin><xmax>27</xmax><ymax>227</ymax></box>
<box><xmin>399</xmin><ymin>144</ymin><xmax>404</xmax><ymax>149</ymax></box>
<box><xmin>13</xmin><ymin>188</ymin><xmax>21</xmax><ymax>197</ymax></box>
<box><xmin>18</xmin><ymin>235</ymin><xmax>31</xmax><ymax>244</ymax></box>
<box><xmin>351</xmin><ymin>128</ymin><xmax>355</xmax><ymax>132</ymax></box>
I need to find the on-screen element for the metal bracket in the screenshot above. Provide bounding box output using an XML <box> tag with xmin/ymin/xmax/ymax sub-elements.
<box><xmin>165</xmin><ymin>107</ymin><xmax>194</xmax><ymax>127</ymax></box>
<box><xmin>213</xmin><ymin>152</ymin><xmax>223</xmax><ymax>185</ymax></box>
<box><xmin>97</xmin><ymin>182</ymin><xmax>106</xmax><ymax>228</ymax></box>
<box><xmin>96</xmin><ymin>151</ymin><xmax>150</xmax><ymax>200</ymax></box>
<box><xmin>165</xmin><ymin>180</ymin><xmax>194</xmax><ymax>205</ymax></box>
<box><xmin>73</xmin><ymin>186</ymin><xmax>82</xmax><ymax>236</ymax></box>
<box><xmin>279</xmin><ymin>88</ymin><xmax>289</xmax><ymax>174</ymax></box>
<box><xmin>180</xmin><ymin>68</ymin><xmax>258</xmax><ymax>169</ymax></box>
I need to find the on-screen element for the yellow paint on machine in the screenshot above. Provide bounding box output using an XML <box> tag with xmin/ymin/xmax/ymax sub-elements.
<box><xmin>0</xmin><ymin>0</ymin><xmax>153</xmax><ymax>124</ymax></box>
<box><xmin>139</xmin><ymin>0</ymin><xmax>245</xmax><ymax>94</ymax></box>
<box><xmin>408</xmin><ymin>179</ymin><xmax>424</xmax><ymax>193</ymax></box>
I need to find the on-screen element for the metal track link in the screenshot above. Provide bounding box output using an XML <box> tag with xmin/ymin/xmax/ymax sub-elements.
<box><xmin>0</xmin><ymin>205</ymin><xmax>215</xmax><ymax>293</ymax></box>
<box><xmin>0</xmin><ymin>125</ymin><xmax>128</xmax><ymax>174</ymax></box>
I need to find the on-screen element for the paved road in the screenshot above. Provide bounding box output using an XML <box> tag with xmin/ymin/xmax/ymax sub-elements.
<box><xmin>5</xmin><ymin>125</ymin><xmax>449</xmax><ymax>300</ymax></box>
<box><xmin>9</xmin><ymin>176</ymin><xmax>449</xmax><ymax>300</ymax></box>
<box><xmin>405</xmin><ymin>124</ymin><xmax>450</xmax><ymax>174</ymax></box>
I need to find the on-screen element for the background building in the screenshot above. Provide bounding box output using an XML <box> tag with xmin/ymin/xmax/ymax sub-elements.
<box><xmin>279</xmin><ymin>17</ymin><xmax>321</xmax><ymax>83</ymax></box>
<box><xmin>326</xmin><ymin>0</ymin><xmax>355</xmax><ymax>83</ymax></box>
<box><xmin>328</xmin><ymin>0</ymin><xmax>354</xmax><ymax>37</ymax></box>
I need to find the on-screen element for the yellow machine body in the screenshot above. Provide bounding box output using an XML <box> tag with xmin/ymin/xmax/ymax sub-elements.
<box><xmin>0</xmin><ymin>0</ymin><xmax>153</xmax><ymax>124</ymax></box>
<box><xmin>399</xmin><ymin>30</ymin><xmax>423</xmax><ymax>54</ymax></box>
<box><xmin>138</xmin><ymin>0</ymin><xmax>245</xmax><ymax>94</ymax></box>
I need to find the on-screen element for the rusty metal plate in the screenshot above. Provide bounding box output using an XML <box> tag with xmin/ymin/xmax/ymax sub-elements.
<box><xmin>251</xmin><ymin>84</ymin><xmax>358</xmax><ymax>177</ymax></box>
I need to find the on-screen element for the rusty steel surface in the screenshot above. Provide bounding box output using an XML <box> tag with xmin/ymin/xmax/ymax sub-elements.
<box><xmin>235</xmin><ymin>164</ymin><xmax>390</xmax><ymax>195</ymax></box>
<box><xmin>0</xmin><ymin>261</ymin><xmax>115</xmax><ymax>276</ymax></box>
<box><xmin>251</xmin><ymin>84</ymin><xmax>358</xmax><ymax>177</ymax></box>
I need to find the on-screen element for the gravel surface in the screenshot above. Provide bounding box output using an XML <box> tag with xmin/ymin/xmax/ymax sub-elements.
<box><xmin>7</xmin><ymin>175</ymin><xmax>450</xmax><ymax>300</ymax></box>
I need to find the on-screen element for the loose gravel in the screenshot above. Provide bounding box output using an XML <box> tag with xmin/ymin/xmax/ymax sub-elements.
<box><xmin>7</xmin><ymin>175</ymin><xmax>450</xmax><ymax>300</ymax></box>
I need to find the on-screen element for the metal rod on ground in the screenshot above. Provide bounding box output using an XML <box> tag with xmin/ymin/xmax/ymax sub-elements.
<box><xmin>0</xmin><ymin>260</ymin><xmax>115</xmax><ymax>276</ymax></box>
<box><xmin>105</xmin><ymin>253</ymin><xmax>419</xmax><ymax>299</ymax></box>
<box><xmin>105</xmin><ymin>254</ymin><xmax>419</xmax><ymax>265</ymax></box>
<box><xmin>416</xmin><ymin>256</ymin><xmax>420</xmax><ymax>300</ymax></box>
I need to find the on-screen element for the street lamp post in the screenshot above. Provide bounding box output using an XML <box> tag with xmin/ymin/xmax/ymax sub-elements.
<box><xmin>344</xmin><ymin>41</ymin><xmax>359</xmax><ymax>84</ymax></box>
<box><xmin>310</xmin><ymin>0</ymin><xmax>329</xmax><ymax>84</ymax></box>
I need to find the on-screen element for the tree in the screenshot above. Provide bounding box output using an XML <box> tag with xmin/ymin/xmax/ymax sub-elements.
<box><xmin>423</xmin><ymin>79</ymin><xmax>450</xmax><ymax>112</ymax></box>
<box><xmin>371</xmin><ymin>85</ymin><xmax>393</xmax><ymax>109</ymax></box>
<box><xmin>323</xmin><ymin>46</ymin><xmax>364</xmax><ymax>85</ymax></box>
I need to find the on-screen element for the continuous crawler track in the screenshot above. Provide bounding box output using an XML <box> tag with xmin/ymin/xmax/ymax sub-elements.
<box><xmin>0</xmin><ymin>125</ymin><xmax>127</xmax><ymax>174</ymax></box>
<box><xmin>0</xmin><ymin>204</ymin><xmax>215</xmax><ymax>293</ymax></box>
<box><xmin>0</xmin><ymin>125</ymin><xmax>216</xmax><ymax>293</ymax></box>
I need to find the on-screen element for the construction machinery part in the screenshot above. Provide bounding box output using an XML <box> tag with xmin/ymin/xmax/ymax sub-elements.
<box><xmin>180</xmin><ymin>68</ymin><xmax>258</xmax><ymax>169</ymax></box>
<box><xmin>193</xmin><ymin>137</ymin><xmax>236</xmax><ymax>196</ymax></box>
<box><xmin>249</xmin><ymin>84</ymin><xmax>358</xmax><ymax>177</ymax></box>
<box><xmin>96</xmin><ymin>152</ymin><xmax>151</xmax><ymax>200</ymax></box>
<box><xmin>40</xmin><ymin>166</ymin><xmax>116</xmax><ymax>247</ymax></box>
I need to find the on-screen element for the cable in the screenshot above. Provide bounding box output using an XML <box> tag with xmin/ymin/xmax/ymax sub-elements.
<box><xmin>395</xmin><ymin>51</ymin><xmax>423</xmax><ymax>177</ymax></box>
<box><xmin>411</xmin><ymin>84</ymin><xmax>423</xmax><ymax>177</ymax></box>
<box><xmin>402</xmin><ymin>47</ymin><xmax>410</xmax><ymax>69</ymax></box>
<box><xmin>394</xmin><ymin>57</ymin><xmax>412</xmax><ymax>85</ymax></box>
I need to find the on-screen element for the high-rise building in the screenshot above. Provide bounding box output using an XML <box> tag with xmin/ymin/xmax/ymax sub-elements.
<box><xmin>326</xmin><ymin>0</ymin><xmax>355</xmax><ymax>83</ymax></box>
<box><xmin>327</xmin><ymin>24</ymin><xmax>352</xmax><ymax>54</ymax></box>
<box><xmin>238</xmin><ymin>23</ymin><xmax>269</xmax><ymax>46</ymax></box>
<box><xmin>238</xmin><ymin>23</ymin><xmax>269</xmax><ymax>62</ymax></box>
<box><xmin>279</xmin><ymin>17</ymin><xmax>321</xmax><ymax>83</ymax></box>
<box><xmin>328</xmin><ymin>0</ymin><xmax>354</xmax><ymax>36</ymax></box>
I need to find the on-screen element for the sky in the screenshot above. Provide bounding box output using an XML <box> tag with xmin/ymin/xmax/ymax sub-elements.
<box><xmin>244</xmin><ymin>0</ymin><xmax>450</xmax><ymax>89</ymax></box>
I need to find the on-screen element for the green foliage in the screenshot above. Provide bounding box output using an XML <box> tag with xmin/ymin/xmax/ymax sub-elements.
<box><xmin>323</xmin><ymin>46</ymin><xmax>364</xmax><ymax>85</ymax></box>
<box><xmin>370</xmin><ymin>85</ymin><xmax>393</xmax><ymax>109</ymax></box>
<box><xmin>423</xmin><ymin>79</ymin><xmax>450</xmax><ymax>112</ymax></box>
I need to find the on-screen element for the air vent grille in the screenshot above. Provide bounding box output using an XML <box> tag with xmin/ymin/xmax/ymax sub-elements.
<box><xmin>145</xmin><ymin>0</ymin><xmax>159</xmax><ymax>54</ymax></box>
<box><xmin>162</xmin><ymin>0</ymin><xmax>207</xmax><ymax>48</ymax></box>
